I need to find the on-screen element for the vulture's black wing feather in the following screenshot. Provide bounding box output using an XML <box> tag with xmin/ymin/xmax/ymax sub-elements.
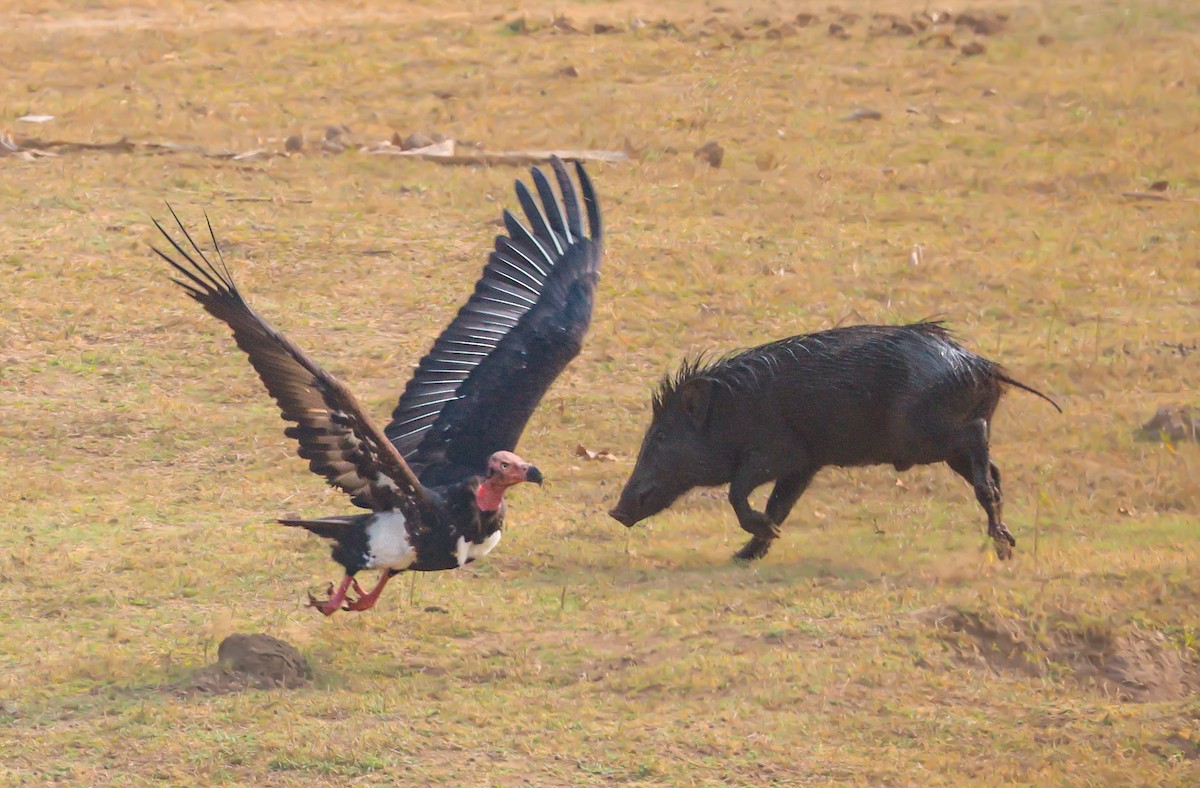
<box><xmin>384</xmin><ymin>158</ymin><xmax>603</xmax><ymax>485</ymax></box>
<box><xmin>154</xmin><ymin>207</ymin><xmax>428</xmax><ymax>511</ymax></box>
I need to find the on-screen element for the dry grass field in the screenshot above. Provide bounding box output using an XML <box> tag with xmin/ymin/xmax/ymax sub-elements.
<box><xmin>2</xmin><ymin>0</ymin><xmax>1198</xmax><ymax>783</ymax></box>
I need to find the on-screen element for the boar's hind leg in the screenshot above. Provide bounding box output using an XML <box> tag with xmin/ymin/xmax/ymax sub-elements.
<box><xmin>947</xmin><ymin>418</ymin><xmax>1015</xmax><ymax>560</ymax></box>
<box><xmin>765</xmin><ymin>468</ymin><xmax>818</xmax><ymax>526</ymax></box>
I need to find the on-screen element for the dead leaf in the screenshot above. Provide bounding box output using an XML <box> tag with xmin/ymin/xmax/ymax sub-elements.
<box><xmin>575</xmin><ymin>444</ymin><xmax>618</xmax><ymax>462</ymax></box>
<box><xmin>960</xmin><ymin>41</ymin><xmax>987</xmax><ymax>57</ymax></box>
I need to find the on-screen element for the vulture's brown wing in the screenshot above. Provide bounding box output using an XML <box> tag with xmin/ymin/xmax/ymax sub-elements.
<box><xmin>154</xmin><ymin>208</ymin><xmax>427</xmax><ymax>511</ymax></box>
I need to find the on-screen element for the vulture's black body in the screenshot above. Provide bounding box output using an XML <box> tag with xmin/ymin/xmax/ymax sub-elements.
<box><xmin>155</xmin><ymin>158</ymin><xmax>602</xmax><ymax>614</ymax></box>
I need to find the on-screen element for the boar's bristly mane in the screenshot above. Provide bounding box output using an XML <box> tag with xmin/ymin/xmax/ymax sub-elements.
<box><xmin>654</xmin><ymin>321</ymin><xmax>1059</xmax><ymax>415</ymax></box>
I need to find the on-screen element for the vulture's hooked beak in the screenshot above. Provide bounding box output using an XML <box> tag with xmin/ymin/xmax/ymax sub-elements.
<box><xmin>524</xmin><ymin>465</ymin><xmax>544</xmax><ymax>485</ymax></box>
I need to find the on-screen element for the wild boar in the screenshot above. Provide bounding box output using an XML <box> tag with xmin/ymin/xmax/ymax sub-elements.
<box><xmin>609</xmin><ymin>322</ymin><xmax>1061</xmax><ymax>561</ymax></box>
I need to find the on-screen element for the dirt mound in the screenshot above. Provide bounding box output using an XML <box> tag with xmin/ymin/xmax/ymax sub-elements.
<box><xmin>179</xmin><ymin>633</ymin><xmax>312</xmax><ymax>695</ymax></box>
<box><xmin>919</xmin><ymin>606</ymin><xmax>1197</xmax><ymax>702</ymax></box>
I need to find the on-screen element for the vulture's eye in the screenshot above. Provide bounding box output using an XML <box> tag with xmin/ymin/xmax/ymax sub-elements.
<box><xmin>501</xmin><ymin>462</ymin><xmax>510</xmax><ymax>470</ymax></box>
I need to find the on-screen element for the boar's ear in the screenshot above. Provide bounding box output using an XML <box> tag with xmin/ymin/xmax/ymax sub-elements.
<box><xmin>678</xmin><ymin>377</ymin><xmax>714</xmax><ymax>432</ymax></box>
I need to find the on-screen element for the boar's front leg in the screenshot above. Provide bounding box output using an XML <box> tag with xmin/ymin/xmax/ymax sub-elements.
<box><xmin>729</xmin><ymin>458</ymin><xmax>786</xmax><ymax>561</ymax></box>
<box><xmin>731</xmin><ymin>468</ymin><xmax>819</xmax><ymax>561</ymax></box>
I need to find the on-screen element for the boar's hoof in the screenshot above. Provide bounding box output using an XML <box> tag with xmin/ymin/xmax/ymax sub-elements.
<box><xmin>733</xmin><ymin>536</ymin><xmax>774</xmax><ymax>562</ymax></box>
<box><xmin>989</xmin><ymin>523</ymin><xmax>1016</xmax><ymax>560</ymax></box>
<box><xmin>740</xmin><ymin>511</ymin><xmax>781</xmax><ymax>540</ymax></box>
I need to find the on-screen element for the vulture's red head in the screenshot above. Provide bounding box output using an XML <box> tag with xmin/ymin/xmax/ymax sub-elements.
<box><xmin>476</xmin><ymin>451</ymin><xmax>543</xmax><ymax>511</ymax></box>
<box><xmin>485</xmin><ymin>450</ymin><xmax>543</xmax><ymax>487</ymax></box>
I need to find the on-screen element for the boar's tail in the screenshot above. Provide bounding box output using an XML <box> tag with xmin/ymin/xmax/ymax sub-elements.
<box><xmin>996</xmin><ymin>372</ymin><xmax>1063</xmax><ymax>414</ymax></box>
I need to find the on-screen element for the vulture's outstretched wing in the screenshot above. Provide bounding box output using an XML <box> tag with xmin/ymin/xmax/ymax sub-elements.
<box><xmin>154</xmin><ymin>208</ymin><xmax>427</xmax><ymax>511</ymax></box>
<box><xmin>384</xmin><ymin>158</ymin><xmax>603</xmax><ymax>486</ymax></box>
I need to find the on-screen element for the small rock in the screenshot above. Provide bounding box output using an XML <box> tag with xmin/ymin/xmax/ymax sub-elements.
<box><xmin>504</xmin><ymin>17</ymin><xmax>527</xmax><ymax>34</ymax></box>
<box><xmin>557</xmin><ymin>64</ymin><xmax>580</xmax><ymax>78</ymax></box>
<box><xmin>828</xmin><ymin>22</ymin><xmax>849</xmax><ymax>39</ymax></box>
<box><xmin>182</xmin><ymin>633</ymin><xmax>312</xmax><ymax>695</ymax></box>
<box><xmin>766</xmin><ymin>23</ymin><xmax>796</xmax><ymax>39</ymax></box>
<box><xmin>843</xmin><ymin>107</ymin><xmax>883</xmax><ymax>122</ymax></box>
<box><xmin>982</xmin><ymin>87</ymin><xmax>998</xmax><ymax>97</ymax></box>
<box><xmin>218</xmin><ymin>634</ymin><xmax>311</xmax><ymax>687</ymax></box>
<box><xmin>755</xmin><ymin>152</ymin><xmax>779</xmax><ymax>171</ymax></box>
<box><xmin>694</xmin><ymin>141</ymin><xmax>724</xmax><ymax>168</ymax></box>
<box><xmin>552</xmin><ymin>15</ymin><xmax>577</xmax><ymax>33</ymax></box>
<box><xmin>324</xmin><ymin>124</ymin><xmax>349</xmax><ymax>141</ymax></box>
<box><xmin>400</xmin><ymin>131</ymin><xmax>444</xmax><ymax>150</ymax></box>
<box><xmin>794</xmin><ymin>13</ymin><xmax>817</xmax><ymax>27</ymax></box>
<box><xmin>956</xmin><ymin>12</ymin><xmax>1007</xmax><ymax>36</ymax></box>
<box><xmin>1037</xmin><ymin>33</ymin><xmax>1055</xmax><ymax>46</ymax></box>
<box><xmin>284</xmin><ymin>134</ymin><xmax>304</xmax><ymax>153</ymax></box>
<box><xmin>1149</xmin><ymin>180</ymin><xmax>1169</xmax><ymax>192</ymax></box>
<box><xmin>592</xmin><ymin>22</ymin><xmax>619</xmax><ymax>34</ymax></box>
<box><xmin>961</xmin><ymin>40</ymin><xmax>987</xmax><ymax>57</ymax></box>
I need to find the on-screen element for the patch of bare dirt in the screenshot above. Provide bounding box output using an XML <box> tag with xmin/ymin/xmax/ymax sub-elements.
<box><xmin>177</xmin><ymin>633</ymin><xmax>311</xmax><ymax>695</ymax></box>
<box><xmin>918</xmin><ymin>606</ymin><xmax>1197</xmax><ymax>702</ymax></box>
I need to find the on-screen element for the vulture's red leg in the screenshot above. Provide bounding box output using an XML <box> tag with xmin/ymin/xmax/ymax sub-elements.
<box><xmin>307</xmin><ymin>575</ymin><xmax>354</xmax><ymax>616</ymax></box>
<box><xmin>342</xmin><ymin>571</ymin><xmax>392</xmax><ymax>612</ymax></box>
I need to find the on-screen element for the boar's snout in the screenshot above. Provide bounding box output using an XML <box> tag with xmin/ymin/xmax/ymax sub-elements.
<box><xmin>609</xmin><ymin>480</ymin><xmax>658</xmax><ymax>528</ymax></box>
<box><xmin>608</xmin><ymin>506</ymin><xmax>637</xmax><ymax>528</ymax></box>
